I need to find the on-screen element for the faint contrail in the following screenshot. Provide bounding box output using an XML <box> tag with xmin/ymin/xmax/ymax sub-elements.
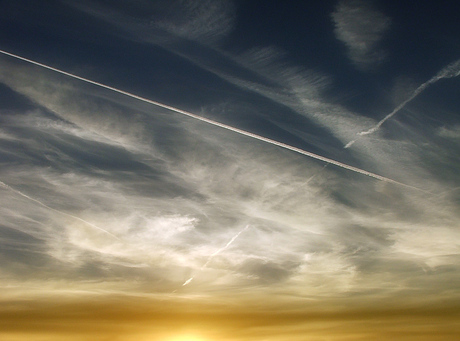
<box><xmin>0</xmin><ymin>49</ymin><xmax>420</xmax><ymax>191</ymax></box>
<box><xmin>203</xmin><ymin>224</ymin><xmax>250</xmax><ymax>267</ymax></box>
<box><xmin>345</xmin><ymin>59</ymin><xmax>460</xmax><ymax>148</ymax></box>
<box><xmin>182</xmin><ymin>225</ymin><xmax>250</xmax><ymax>286</ymax></box>
<box><xmin>0</xmin><ymin>180</ymin><xmax>119</xmax><ymax>239</ymax></box>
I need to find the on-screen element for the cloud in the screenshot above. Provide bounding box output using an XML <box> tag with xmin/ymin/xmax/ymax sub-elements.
<box><xmin>438</xmin><ymin>125</ymin><xmax>460</xmax><ymax>139</ymax></box>
<box><xmin>63</xmin><ymin>0</ymin><xmax>377</xmax><ymax>152</ymax></box>
<box><xmin>66</xmin><ymin>0</ymin><xmax>235</xmax><ymax>45</ymax></box>
<box><xmin>345</xmin><ymin>58</ymin><xmax>460</xmax><ymax>148</ymax></box>
<box><xmin>2</xmin><ymin>43</ymin><xmax>460</xmax><ymax>303</ymax></box>
<box><xmin>1</xmin><ymin>2</ymin><xmax>459</xmax><ymax>311</ymax></box>
<box><xmin>0</xmin><ymin>57</ymin><xmax>331</xmax><ymax>292</ymax></box>
<box><xmin>331</xmin><ymin>0</ymin><xmax>391</xmax><ymax>70</ymax></box>
<box><xmin>155</xmin><ymin>0</ymin><xmax>235</xmax><ymax>43</ymax></box>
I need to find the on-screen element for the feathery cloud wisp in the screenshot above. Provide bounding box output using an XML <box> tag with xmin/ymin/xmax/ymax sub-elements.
<box><xmin>332</xmin><ymin>0</ymin><xmax>391</xmax><ymax>70</ymax></box>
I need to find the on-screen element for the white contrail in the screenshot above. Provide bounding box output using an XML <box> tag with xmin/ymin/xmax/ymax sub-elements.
<box><xmin>182</xmin><ymin>225</ymin><xmax>250</xmax><ymax>286</ymax></box>
<box><xmin>203</xmin><ymin>224</ymin><xmax>250</xmax><ymax>267</ymax></box>
<box><xmin>182</xmin><ymin>277</ymin><xmax>194</xmax><ymax>286</ymax></box>
<box><xmin>0</xmin><ymin>49</ymin><xmax>421</xmax><ymax>191</ymax></box>
<box><xmin>345</xmin><ymin>58</ymin><xmax>460</xmax><ymax>148</ymax></box>
<box><xmin>0</xmin><ymin>180</ymin><xmax>119</xmax><ymax>239</ymax></box>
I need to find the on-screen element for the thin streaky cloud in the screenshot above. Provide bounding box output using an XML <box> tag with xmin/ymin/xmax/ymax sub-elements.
<box><xmin>345</xmin><ymin>58</ymin><xmax>460</xmax><ymax>148</ymax></box>
<box><xmin>155</xmin><ymin>0</ymin><xmax>235</xmax><ymax>44</ymax></box>
<box><xmin>0</xmin><ymin>49</ymin><xmax>424</xmax><ymax>192</ymax></box>
<box><xmin>0</xmin><ymin>180</ymin><xmax>119</xmax><ymax>240</ymax></box>
<box><xmin>64</xmin><ymin>2</ymin><xmax>374</xmax><ymax>150</ymax></box>
<box><xmin>67</xmin><ymin>0</ymin><xmax>235</xmax><ymax>45</ymax></box>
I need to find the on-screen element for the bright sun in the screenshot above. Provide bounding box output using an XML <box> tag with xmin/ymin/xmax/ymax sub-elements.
<box><xmin>169</xmin><ymin>334</ymin><xmax>205</xmax><ymax>341</ymax></box>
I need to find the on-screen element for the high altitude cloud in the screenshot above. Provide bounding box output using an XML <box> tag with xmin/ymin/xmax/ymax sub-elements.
<box><xmin>66</xmin><ymin>0</ymin><xmax>235</xmax><ymax>45</ymax></box>
<box><xmin>2</xmin><ymin>44</ymin><xmax>460</xmax><ymax>304</ymax></box>
<box><xmin>155</xmin><ymin>0</ymin><xmax>235</xmax><ymax>43</ymax></box>
<box><xmin>331</xmin><ymin>0</ymin><xmax>391</xmax><ymax>70</ymax></box>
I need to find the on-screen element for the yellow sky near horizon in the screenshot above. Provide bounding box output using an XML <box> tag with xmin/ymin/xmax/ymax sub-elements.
<box><xmin>1</xmin><ymin>294</ymin><xmax>459</xmax><ymax>341</ymax></box>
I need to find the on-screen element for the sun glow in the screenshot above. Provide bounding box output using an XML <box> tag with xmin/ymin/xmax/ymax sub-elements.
<box><xmin>168</xmin><ymin>334</ymin><xmax>206</xmax><ymax>341</ymax></box>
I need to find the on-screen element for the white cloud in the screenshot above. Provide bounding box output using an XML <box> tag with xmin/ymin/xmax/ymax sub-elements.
<box><xmin>1</xmin><ymin>15</ymin><xmax>459</xmax><ymax>303</ymax></box>
<box><xmin>331</xmin><ymin>0</ymin><xmax>391</xmax><ymax>70</ymax></box>
<box><xmin>66</xmin><ymin>0</ymin><xmax>235</xmax><ymax>45</ymax></box>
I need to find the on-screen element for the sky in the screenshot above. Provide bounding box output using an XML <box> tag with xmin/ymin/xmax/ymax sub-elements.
<box><xmin>0</xmin><ymin>0</ymin><xmax>459</xmax><ymax>340</ymax></box>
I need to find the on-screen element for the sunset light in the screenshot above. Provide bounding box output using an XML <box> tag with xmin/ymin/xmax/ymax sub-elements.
<box><xmin>169</xmin><ymin>335</ymin><xmax>205</xmax><ymax>341</ymax></box>
<box><xmin>0</xmin><ymin>0</ymin><xmax>459</xmax><ymax>340</ymax></box>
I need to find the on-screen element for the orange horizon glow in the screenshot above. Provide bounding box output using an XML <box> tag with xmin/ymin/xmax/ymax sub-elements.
<box><xmin>167</xmin><ymin>335</ymin><xmax>206</xmax><ymax>341</ymax></box>
<box><xmin>1</xmin><ymin>295</ymin><xmax>459</xmax><ymax>341</ymax></box>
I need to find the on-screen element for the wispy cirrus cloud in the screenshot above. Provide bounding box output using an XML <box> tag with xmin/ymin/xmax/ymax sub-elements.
<box><xmin>1</xmin><ymin>54</ymin><xmax>459</xmax><ymax>304</ymax></box>
<box><xmin>155</xmin><ymin>0</ymin><xmax>235</xmax><ymax>44</ymax></box>
<box><xmin>438</xmin><ymin>125</ymin><xmax>460</xmax><ymax>140</ymax></box>
<box><xmin>65</xmin><ymin>0</ymin><xmax>235</xmax><ymax>45</ymax></box>
<box><xmin>0</xmin><ymin>2</ymin><xmax>459</xmax><ymax>312</ymax></box>
<box><xmin>331</xmin><ymin>0</ymin><xmax>391</xmax><ymax>70</ymax></box>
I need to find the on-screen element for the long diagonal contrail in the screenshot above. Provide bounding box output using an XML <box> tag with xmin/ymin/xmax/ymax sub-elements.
<box><xmin>0</xmin><ymin>49</ymin><xmax>422</xmax><ymax>191</ymax></box>
<box><xmin>0</xmin><ymin>180</ymin><xmax>119</xmax><ymax>239</ymax></box>
<box><xmin>345</xmin><ymin>59</ymin><xmax>460</xmax><ymax>148</ymax></box>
